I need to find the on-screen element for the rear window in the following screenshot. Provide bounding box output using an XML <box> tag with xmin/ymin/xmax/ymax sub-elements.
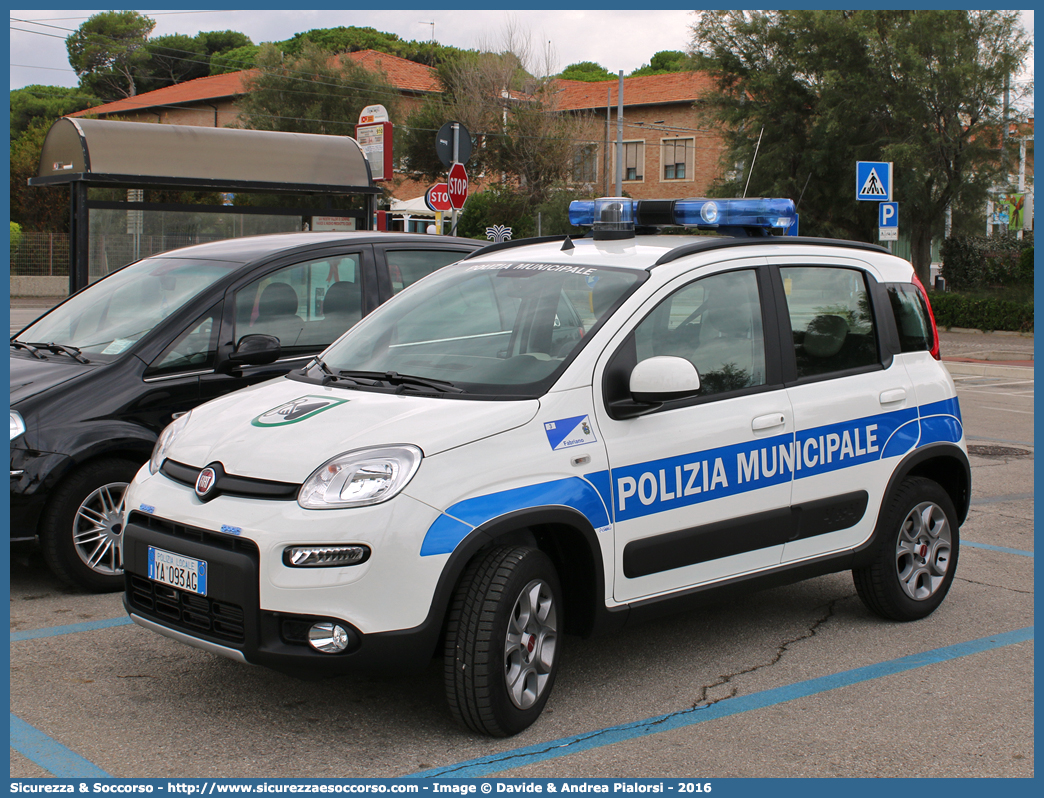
<box><xmin>886</xmin><ymin>283</ymin><xmax>935</xmax><ymax>354</ymax></box>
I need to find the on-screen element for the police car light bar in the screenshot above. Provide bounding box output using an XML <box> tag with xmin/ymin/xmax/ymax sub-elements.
<box><xmin>569</xmin><ymin>197</ymin><xmax>797</xmax><ymax>238</ymax></box>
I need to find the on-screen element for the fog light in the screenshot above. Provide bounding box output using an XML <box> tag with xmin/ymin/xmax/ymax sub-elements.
<box><xmin>284</xmin><ymin>545</ymin><xmax>370</xmax><ymax>567</ymax></box>
<box><xmin>308</xmin><ymin>622</ymin><xmax>350</xmax><ymax>653</ymax></box>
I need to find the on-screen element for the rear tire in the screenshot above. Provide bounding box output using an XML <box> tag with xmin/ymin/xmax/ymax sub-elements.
<box><xmin>854</xmin><ymin>477</ymin><xmax>959</xmax><ymax>621</ymax></box>
<box><xmin>444</xmin><ymin>546</ymin><xmax>562</xmax><ymax>737</ymax></box>
<box><xmin>39</xmin><ymin>458</ymin><xmax>139</xmax><ymax>593</ymax></box>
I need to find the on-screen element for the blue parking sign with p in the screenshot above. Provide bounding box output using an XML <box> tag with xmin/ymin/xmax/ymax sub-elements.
<box><xmin>879</xmin><ymin>202</ymin><xmax>898</xmax><ymax>228</ymax></box>
<box><xmin>856</xmin><ymin>161</ymin><xmax>892</xmax><ymax>201</ymax></box>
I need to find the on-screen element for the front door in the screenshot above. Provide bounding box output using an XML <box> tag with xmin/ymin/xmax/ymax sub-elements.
<box><xmin>594</xmin><ymin>261</ymin><xmax>795</xmax><ymax>603</ymax></box>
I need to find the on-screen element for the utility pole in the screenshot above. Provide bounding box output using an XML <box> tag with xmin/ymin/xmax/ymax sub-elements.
<box><xmin>615</xmin><ymin>71</ymin><xmax>623</xmax><ymax>197</ymax></box>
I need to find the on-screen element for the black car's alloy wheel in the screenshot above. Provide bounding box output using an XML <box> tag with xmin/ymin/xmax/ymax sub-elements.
<box><xmin>39</xmin><ymin>458</ymin><xmax>139</xmax><ymax>593</ymax></box>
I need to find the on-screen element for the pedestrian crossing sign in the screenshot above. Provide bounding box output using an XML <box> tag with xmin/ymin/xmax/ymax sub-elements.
<box><xmin>856</xmin><ymin>161</ymin><xmax>893</xmax><ymax>201</ymax></box>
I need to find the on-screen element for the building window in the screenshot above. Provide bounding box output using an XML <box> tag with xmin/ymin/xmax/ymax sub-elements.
<box><xmin>572</xmin><ymin>145</ymin><xmax>598</xmax><ymax>184</ymax></box>
<box><xmin>622</xmin><ymin>141</ymin><xmax>644</xmax><ymax>181</ymax></box>
<box><xmin>662</xmin><ymin>138</ymin><xmax>693</xmax><ymax>181</ymax></box>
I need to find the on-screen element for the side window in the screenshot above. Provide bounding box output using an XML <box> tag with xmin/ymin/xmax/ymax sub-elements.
<box><xmin>145</xmin><ymin>306</ymin><xmax>219</xmax><ymax>378</ymax></box>
<box><xmin>780</xmin><ymin>266</ymin><xmax>878</xmax><ymax>379</ymax></box>
<box><xmin>234</xmin><ymin>254</ymin><xmax>362</xmax><ymax>352</ymax></box>
<box><xmin>386</xmin><ymin>249</ymin><xmax>468</xmax><ymax>294</ymax></box>
<box><xmin>886</xmin><ymin>283</ymin><xmax>935</xmax><ymax>353</ymax></box>
<box><xmin>632</xmin><ymin>269</ymin><xmax>766</xmax><ymax>397</ymax></box>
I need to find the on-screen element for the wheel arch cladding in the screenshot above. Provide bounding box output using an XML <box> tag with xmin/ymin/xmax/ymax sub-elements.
<box><xmin>422</xmin><ymin>475</ymin><xmax>611</xmax><ymax>638</ymax></box>
<box><xmin>888</xmin><ymin>443</ymin><xmax>971</xmax><ymax>526</ymax></box>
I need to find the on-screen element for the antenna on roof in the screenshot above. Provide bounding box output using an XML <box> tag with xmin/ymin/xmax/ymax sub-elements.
<box><xmin>419</xmin><ymin>21</ymin><xmax>435</xmax><ymax>43</ymax></box>
<box><xmin>742</xmin><ymin>126</ymin><xmax>764</xmax><ymax>199</ymax></box>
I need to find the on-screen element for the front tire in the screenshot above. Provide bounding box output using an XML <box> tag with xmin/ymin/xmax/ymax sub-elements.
<box><xmin>444</xmin><ymin>546</ymin><xmax>562</xmax><ymax>737</ymax></box>
<box><xmin>39</xmin><ymin>458</ymin><xmax>139</xmax><ymax>592</ymax></box>
<box><xmin>854</xmin><ymin>477</ymin><xmax>959</xmax><ymax>621</ymax></box>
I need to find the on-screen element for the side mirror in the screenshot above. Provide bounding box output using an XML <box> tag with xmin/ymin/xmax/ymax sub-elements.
<box><xmin>629</xmin><ymin>356</ymin><xmax>701</xmax><ymax>403</ymax></box>
<box><xmin>227</xmin><ymin>334</ymin><xmax>281</xmax><ymax>367</ymax></box>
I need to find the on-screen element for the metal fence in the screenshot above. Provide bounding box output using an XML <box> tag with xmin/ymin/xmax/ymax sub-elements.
<box><xmin>10</xmin><ymin>232</ymin><xmax>71</xmax><ymax>277</ymax></box>
<box><xmin>9</xmin><ymin>232</ymin><xmax>237</xmax><ymax>278</ymax></box>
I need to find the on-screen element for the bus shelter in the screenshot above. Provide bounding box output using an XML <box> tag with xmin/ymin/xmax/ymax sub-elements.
<box><xmin>30</xmin><ymin>118</ymin><xmax>380</xmax><ymax>292</ymax></box>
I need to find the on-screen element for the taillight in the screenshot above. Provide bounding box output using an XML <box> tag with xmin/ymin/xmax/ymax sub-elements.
<box><xmin>911</xmin><ymin>273</ymin><xmax>941</xmax><ymax>360</ymax></box>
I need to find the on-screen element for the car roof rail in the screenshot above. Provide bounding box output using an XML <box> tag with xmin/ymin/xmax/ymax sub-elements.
<box><xmin>653</xmin><ymin>235</ymin><xmax>891</xmax><ymax>267</ymax></box>
<box><xmin>462</xmin><ymin>235</ymin><xmax>571</xmax><ymax>259</ymax></box>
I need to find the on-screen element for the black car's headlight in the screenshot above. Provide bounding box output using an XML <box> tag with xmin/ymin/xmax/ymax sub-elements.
<box><xmin>149</xmin><ymin>412</ymin><xmax>192</xmax><ymax>474</ymax></box>
<box><xmin>10</xmin><ymin>410</ymin><xmax>26</xmax><ymax>441</ymax></box>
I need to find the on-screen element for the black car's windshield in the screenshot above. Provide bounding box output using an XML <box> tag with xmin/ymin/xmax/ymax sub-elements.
<box><xmin>15</xmin><ymin>257</ymin><xmax>241</xmax><ymax>359</ymax></box>
<box><xmin>311</xmin><ymin>260</ymin><xmax>642</xmax><ymax>396</ymax></box>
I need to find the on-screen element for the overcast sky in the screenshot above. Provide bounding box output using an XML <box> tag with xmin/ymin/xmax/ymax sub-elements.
<box><xmin>9</xmin><ymin>8</ymin><xmax>699</xmax><ymax>91</ymax></box>
<box><xmin>9</xmin><ymin>8</ymin><xmax>1034</xmax><ymax>107</ymax></box>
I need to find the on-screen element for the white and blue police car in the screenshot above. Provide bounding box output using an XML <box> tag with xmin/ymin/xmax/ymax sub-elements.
<box><xmin>122</xmin><ymin>197</ymin><xmax>968</xmax><ymax>737</ymax></box>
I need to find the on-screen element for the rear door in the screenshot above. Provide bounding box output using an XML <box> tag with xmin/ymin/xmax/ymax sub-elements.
<box><xmin>374</xmin><ymin>244</ymin><xmax>479</xmax><ymax>302</ymax></box>
<box><xmin>772</xmin><ymin>257</ymin><xmax>918</xmax><ymax>564</ymax></box>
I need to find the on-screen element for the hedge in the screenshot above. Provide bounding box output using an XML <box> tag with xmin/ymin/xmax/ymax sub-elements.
<box><xmin>939</xmin><ymin>233</ymin><xmax>1033</xmax><ymax>290</ymax></box>
<box><xmin>928</xmin><ymin>292</ymin><xmax>1034</xmax><ymax>333</ymax></box>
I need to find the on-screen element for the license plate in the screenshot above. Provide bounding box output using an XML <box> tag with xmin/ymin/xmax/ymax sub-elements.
<box><xmin>148</xmin><ymin>546</ymin><xmax>207</xmax><ymax>596</ymax></box>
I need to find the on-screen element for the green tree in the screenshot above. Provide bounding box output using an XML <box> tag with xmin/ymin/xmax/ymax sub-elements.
<box><xmin>235</xmin><ymin>42</ymin><xmax>400</xmax><ymax>136</ymax></box>
<box><xmin>629</xmin><ymin>50</ymin><xmax>691</xmax><ymax>77</ymax></box>
<box><xmin>10</xmin><ymin>119</ymin><xmax>69</xmax><ymax>232</ymax></box>
<box><xmin>210</xmin><ymin>44</ymin><xmax>261</xmax><ymax>75</ymax></box>
<box><xmin>139</xmin><ymin>33</ymin><xmax>210</xmax><ymax>92</ymax></box>
<box><xmin>400</xmin><ymin>30</ymin><xmax>597</xmax><ymax>207</ymax></box>
<box><xmin>692</xmin><ymin>10</ymin><xmax>1031</xmax><ymax>282</ymax></box>
<box><xmin>66</xmin><ymin>10</ymin><xmax>156</xmax><ymax>100</ymax></box>
<box><xmin>558</xmin><ymin>61</ymin><xmax>615</xmax><ymax>82</ymax></box>
<box><xmin>10</xmin><ymin>85</ymin><xmax>100</xmax><ymax>140</ymax></box>
<box><xmin>197</xmin><ymin>30</ymin><xmax>253</xmax><ymax>56</ymax></box>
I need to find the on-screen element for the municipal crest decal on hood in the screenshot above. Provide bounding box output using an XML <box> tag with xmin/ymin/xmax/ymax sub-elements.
<box><xmin>251</xmin><ymin>395</ymin><xmax>348</xmax><ymax>427</ymax></box>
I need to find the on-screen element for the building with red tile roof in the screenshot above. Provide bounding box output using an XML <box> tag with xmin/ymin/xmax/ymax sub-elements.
<box><xmin>68</xmin><ymin>56</ymin><xmax>732</xmax><ymax>204</ymax></box>
<box><xmin>551</xmin><ymin>71</ymin><xmax>726</xmax><ymax>199</ymax></box>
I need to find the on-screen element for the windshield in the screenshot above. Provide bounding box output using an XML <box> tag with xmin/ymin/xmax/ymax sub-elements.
<box><xmin>15</xmin><ymin>257</ymin><xmax>241</xmax><ymax>359</ymax></box>
<box><xmin>311</xmin><ymin>260</ymin><xmax>642</xmax><ymax>397</ymax></box>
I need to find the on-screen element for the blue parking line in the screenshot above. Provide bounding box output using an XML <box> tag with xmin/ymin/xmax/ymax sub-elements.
<box><xmin>10</xmin><ymin>713</ymin><xmax>112</xmax><ymax>778</ymax></box>
<box><xmin>963</xmin><ymin>541</ymin><xmax>1034</xmax><ymax>557</ymax></box>
<box><xmin>10</xmin><ymin>616</ymin><xmax>134</xmax><ymax>642</ymax></box>
<box><xmin>411</xmin><ymin>627</ymin><xmax>1034</xmax><ymax>778</ymax></box>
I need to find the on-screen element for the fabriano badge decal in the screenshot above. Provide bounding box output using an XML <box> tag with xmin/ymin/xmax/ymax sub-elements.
<box><xmin>251</xmin><ymin>395</ymin><xmax>348</xmax><ymax>427</ymax></box>
<box><xmin>544</xmin><ymin>415</ymin><xmax>597</xmax><ymax>450</ymax></box>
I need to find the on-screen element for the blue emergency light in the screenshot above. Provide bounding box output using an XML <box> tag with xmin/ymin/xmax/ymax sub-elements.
<box><xmin>568</xmin><ymin>197</ymin><xmax>797</xmax><ymax>239</ymax></box>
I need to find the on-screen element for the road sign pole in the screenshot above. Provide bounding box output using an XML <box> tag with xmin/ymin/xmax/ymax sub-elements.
<box><xmin>451</xmin><ymin>124</ymin><xmax>460</xmax><ymax>236</ymax></box>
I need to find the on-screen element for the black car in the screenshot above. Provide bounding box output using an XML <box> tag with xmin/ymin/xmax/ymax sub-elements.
<box><xmin>10</xmin><ymin>231</ymin><xmax>483</xmax><ymax>591</ymax></box>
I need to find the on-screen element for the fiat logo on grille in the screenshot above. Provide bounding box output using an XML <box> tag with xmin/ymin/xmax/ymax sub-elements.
<box><xmin>195</xmin><ymin>466</ymin><xmax>218</xmax><ymax>498</ymax></box>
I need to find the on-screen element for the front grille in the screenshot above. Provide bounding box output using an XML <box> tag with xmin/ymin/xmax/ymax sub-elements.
<box><xmin>128</xmin><ymin>512</ymin><xmax>260</xmax><ymax>554</ymax></box>
<box><xmin>160</xmin><ymin>459</ymin><xmax>299</xmax><ymax>500</ymax></box>
<box><xmin>129</xmin><ymin>575</ymin><xmax>247</xmax><ymax>643</ymax></box>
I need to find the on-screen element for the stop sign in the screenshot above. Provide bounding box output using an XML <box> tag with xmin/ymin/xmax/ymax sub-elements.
<box><xmin>447</xmin><ymin>162</ymin><xmax>468</xmax><ymax>210</ymax></box>
<box><xmin>425</xmin><ymin>183</ymin><xmax>451</xmax><ymax>212</ymax></box>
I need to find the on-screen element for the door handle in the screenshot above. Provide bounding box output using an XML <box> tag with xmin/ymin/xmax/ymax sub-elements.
<box><xmin>752</xmin><ymin>413</ymin><xmax>786</xmax><ymax>431</ymax></box>
<box><xmin>879</xmin><ymin>388</ymin><xmax>907</xmax><ymax>405</ymax></box>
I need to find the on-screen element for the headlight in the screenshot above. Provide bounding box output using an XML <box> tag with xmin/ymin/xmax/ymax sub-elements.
<box><xmin>298</xmin><ymin>445</ymin><xmax>422</xmax><ymax>509</ymax></box>
<box><xmin>10</xmin><ymin>410</ymin><xmax>26</xmax><ymax>441</ymax></box>
<box><xmin>149</xmin><ymin>412</ymin><xmax>192</xmax><ymax>474</ymax></box>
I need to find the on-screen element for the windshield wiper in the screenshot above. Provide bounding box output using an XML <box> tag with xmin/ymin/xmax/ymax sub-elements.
<box><xmin>23</xmin><ymin>342</ymin><xmax>90</xmax><ymax>364</ymax></box>
<box><xmin>11</xmin><ymin>340</ymin><xmax>47</xmax><ymax>359</ymax></box>
<box><xmin>335</xmin><ymin>369</ymin><xmax>466</xmax><ymax>394</ymax></box>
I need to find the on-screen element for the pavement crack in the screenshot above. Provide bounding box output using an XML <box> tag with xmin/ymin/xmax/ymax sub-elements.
<box><xmin>691</xmin><ymin>594</ymin><xmax>846</xmax><ymax>710</ymax></box>
<box><xmin>957</xmin><ymin>576</ymin><xmax>1033</xmax><ymax>595</ymax></box>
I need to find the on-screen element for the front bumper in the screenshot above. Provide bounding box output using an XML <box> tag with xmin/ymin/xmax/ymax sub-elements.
<box><xmin>122</xmin><ymin>514</ymin><xmax>445</xmax><ymax>676</ymax></box>
<box><xmin>121</xmin><ymin>468</ymin><xmax>452</xmax><ymax>676</ymax></box>
<box><xmin>10</xmin><ymin>447</ymin><xmax>73</xmax><ymax>540</ymax></box>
